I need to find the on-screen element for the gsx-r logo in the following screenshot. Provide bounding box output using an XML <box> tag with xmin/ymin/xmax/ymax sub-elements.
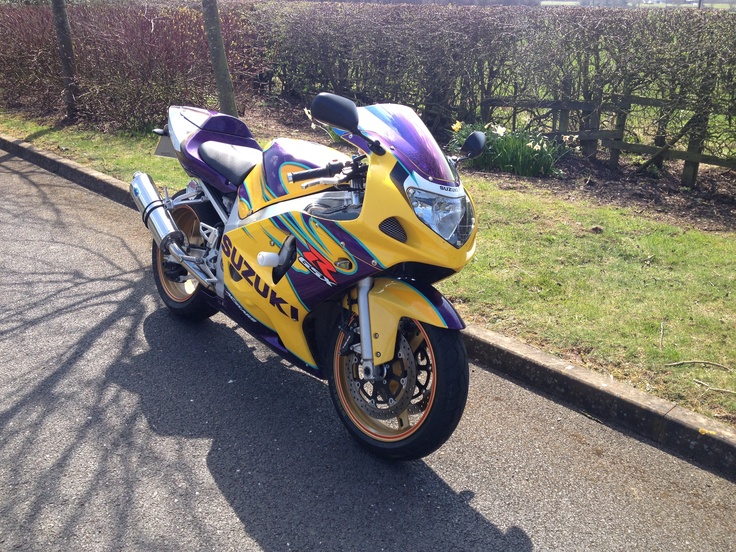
<box><xmin>299</xmin><ymin>244</ymin><xmax>337</xmax><ymax>287</ymax></box>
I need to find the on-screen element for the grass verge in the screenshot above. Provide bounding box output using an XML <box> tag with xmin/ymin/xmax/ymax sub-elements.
<box><xmin>2</xmin><ymin>110</ymin><xmax>734</xmax><ymax>425</ymax></box>
<box><xmin>0</xmin><ymin>111</ymin><xmax>185</xmax><ymax>189</ymax></box>
<box><xmin>442</xmin><ymin>177</ymin><xmax>735</xmax><ymax>424</ymax></box>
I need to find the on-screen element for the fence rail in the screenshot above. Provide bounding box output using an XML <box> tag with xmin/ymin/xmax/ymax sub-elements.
<box><xmin>601</xmin><ymin>140</ymin><xmax>736</xmax><ymax>171</ymax></box>
<box><xmin>485</xmin><ymin>96</ymin><xmax>735</xmax><ymax>186</ymax></box>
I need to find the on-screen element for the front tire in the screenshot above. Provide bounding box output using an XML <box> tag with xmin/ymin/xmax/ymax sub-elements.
<box><xmin>326</xmin><ymin>317</ymin><xmax>469</xmax><ymax>460</ymax></box>
<box><xmin>151</xmin><ymin>191</ymin><xmax>219</xmax><ymax>321</ymax></box>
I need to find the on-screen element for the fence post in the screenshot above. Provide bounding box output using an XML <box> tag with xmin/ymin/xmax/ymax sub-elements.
<box><xmin>580</xmin><ymin>98</ymin><xmax>601</xmax><ymax>160</ymax></box>
<box><xmin>609</xmin><ymin>94</ymin><xmax>630</xmax><ymax>170</ymax></box>
<box><xmin>654</xmin><ymin>107</ymin><xmax>672</xmax><ymax>170</ymax></box>
<box><xmin>558</xmin><ymin>76</ymin><xmax>572</xmax><ymax>134</ymax></box>
<box><xmin>681</xmin><ymin>112</ymin><xmax>709</xmax><ymax>188</ymax></box>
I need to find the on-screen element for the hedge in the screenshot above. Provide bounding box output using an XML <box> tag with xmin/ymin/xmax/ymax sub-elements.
<box><xmin>0</xmin><ymin>2</ymin><xmax>734</xmax><ymax>157</ymax></box>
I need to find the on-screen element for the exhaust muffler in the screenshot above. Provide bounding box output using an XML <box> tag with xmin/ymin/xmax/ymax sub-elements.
<box><xmin>130</xmin><ymin>172</ymin><xmax>184</xmax><ymax>253</ymax></box>
<box><xmin>130</xmin><ymin>172</ymin><xmax>215</xmax><ymax>290</ymax></box>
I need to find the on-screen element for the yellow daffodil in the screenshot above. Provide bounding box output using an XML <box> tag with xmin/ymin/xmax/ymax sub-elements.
<box><xmin>451</xmin><ymin>121</ymin><xmax>463</xmax><ymax>132</ymax></box>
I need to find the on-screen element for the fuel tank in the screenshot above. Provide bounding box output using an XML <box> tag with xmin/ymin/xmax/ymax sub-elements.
<box><xmin>239</xmin><ymin>138</ymin><xmax>350</xmax><ymax>215</ymax></box>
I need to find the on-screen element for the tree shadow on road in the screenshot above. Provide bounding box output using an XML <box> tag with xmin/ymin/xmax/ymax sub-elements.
<box><xmin>0</xmin><ymin>153</ymin><xmax>531</xmax><ymax>550</ymax></box>
<box><xmin>109</xmin><ymin>310</ymin><xmax>533</xmax><ymax>551</ymax></box>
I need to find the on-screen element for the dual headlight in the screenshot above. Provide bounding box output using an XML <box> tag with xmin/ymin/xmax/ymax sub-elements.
<box><xmin>405</xmin><ymin>180</ymin><xmax>475</xmax><ymax>248</ymax></box>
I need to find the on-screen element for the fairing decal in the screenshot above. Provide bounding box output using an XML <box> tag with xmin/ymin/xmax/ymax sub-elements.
<box><xmin>221</xmin><ymin>291</ymin><xmax>319</xmax><ymax>373</ymax></box>
<box><xmin>271</xmin><ymin>213</ymin><xmax>379</xmax><ymax>310</ymax></box>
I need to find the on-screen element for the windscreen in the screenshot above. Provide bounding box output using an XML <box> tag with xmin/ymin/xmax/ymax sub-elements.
<box><xmin>339</xmin><ymin>104</ymin><xmax>457</xmax><ymax>185</ymax></box>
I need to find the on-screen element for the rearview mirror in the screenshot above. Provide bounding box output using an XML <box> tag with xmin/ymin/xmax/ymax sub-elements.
<box><xmin>310</xmin><ymin>93</ymin><xmax>385</xmax><ymax>155</ymax></box>
<box><xmin>310</xmin><ymin>93</ymin><xmax>360</xmax><ymax>133</ymax></box>
<box><xmin>460</xmin><ymin>130</ymin><xmax>486</xmax><ymax>160</ymax></box>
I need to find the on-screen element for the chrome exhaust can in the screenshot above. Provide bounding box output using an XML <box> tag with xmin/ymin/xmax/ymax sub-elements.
<box><xmin>130</xmin><ymin>172</ymin><xmax>184</xmax><ymax>253</ymax></box>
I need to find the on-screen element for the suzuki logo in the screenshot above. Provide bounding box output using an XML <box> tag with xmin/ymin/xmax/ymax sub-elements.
<box><xmin>222</xmin><ymin>235</ymin><xmax>299</xmax><ymax>321</ymax></box>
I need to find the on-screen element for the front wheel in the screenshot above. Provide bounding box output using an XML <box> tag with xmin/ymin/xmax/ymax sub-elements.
<box><xmin>326</xmin><ymin>317</ymin><xmax>469</xmax><ymax>460</ymax></box>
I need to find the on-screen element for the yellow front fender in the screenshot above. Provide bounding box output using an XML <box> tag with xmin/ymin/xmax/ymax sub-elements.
<box><xmin>347</xmin><ymin>278</ymin><xmax>465</xmax><ymax>363</ymax></box>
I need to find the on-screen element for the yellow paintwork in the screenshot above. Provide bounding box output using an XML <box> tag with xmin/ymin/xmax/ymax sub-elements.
<box><xmin>223</xmin><ymin>143</ymin><xmax>476</xmax><ymax>369</ymax></box>
<box><xmin>338</xmin><ymin>152</ymin><xmax>476</xmax><ymax>272</ymax></box>
<box><xmin>222</xmin><ymin>217</ymin><xmax>318</xmax><ymax>367</ymax></box>
<box><xmin>345</xmin><ymin>278</ymin><xmax>447</xmax><ymax>362</ymax></box>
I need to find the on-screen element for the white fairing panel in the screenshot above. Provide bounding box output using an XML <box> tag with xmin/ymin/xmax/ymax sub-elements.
<box><xmin>167</xmin><ymin>106</ymin><xmax>212</xmax><ymax>152</ymax></box>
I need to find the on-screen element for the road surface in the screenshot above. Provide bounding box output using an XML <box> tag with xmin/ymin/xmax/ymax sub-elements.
<box><xmin>1</xmin><ymin>151</ymin><xmax>734</xmax><ymax>551</ymax></box>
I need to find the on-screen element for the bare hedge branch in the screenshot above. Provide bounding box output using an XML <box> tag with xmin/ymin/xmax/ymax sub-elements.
<box><xmin>0</xmin><ymin>0</ymin><xmax>734</xmax><ymax>161</ymax></box>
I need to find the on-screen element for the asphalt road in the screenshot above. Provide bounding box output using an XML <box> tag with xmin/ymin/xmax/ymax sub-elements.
<box><xmin>1</xmin><ymin>151</ymin><xmax>734</xmax><ymax>551</ymax></box>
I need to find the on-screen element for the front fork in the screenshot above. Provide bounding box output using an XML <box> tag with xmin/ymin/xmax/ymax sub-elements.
<box><xmin>356</xmin><ymin>277</ymin><xmax>378</xmax><ymax>381</ymax></box>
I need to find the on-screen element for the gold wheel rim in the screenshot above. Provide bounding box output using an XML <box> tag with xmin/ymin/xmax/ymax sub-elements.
<box><xmin>334</xmin><ymin>319</ymin><xmax>436</xmax><ymax>442</ymax></box>
<box><xmin>156</xmin><ymin>205</ymin><xmax>202</xmax><ymax>303</ymax></box>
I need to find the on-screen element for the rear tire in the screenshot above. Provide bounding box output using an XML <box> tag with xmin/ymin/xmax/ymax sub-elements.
<box><xmin>325</xmin><ymin>316</ymin><xmax>469</xmax><ymax>460</ymax></box>
<box><xmin>151</xmin><ymin>191</ymin><xmax>219</xmax><ymax>321</ymax></box>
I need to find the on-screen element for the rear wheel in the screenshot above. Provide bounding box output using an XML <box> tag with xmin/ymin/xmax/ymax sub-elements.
<box><xmin>151</xmin><ymin>191</ymin><xmax>219</xmax><ymax>320</ymax></box>
<box><xmin>326</xmin><ymin>316</ymin><xmax>469</xmax><ymax>460</ymax></box>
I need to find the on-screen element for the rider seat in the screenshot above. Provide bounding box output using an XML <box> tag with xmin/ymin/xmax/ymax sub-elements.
<box><xmin>198</xmin><ymin>142</ymin><xmax>262</xmax><ymax>186</ymax></box>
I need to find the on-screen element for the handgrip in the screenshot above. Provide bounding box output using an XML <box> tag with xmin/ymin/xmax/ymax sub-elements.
<box><xmin>288</xmin><ymin>161</ymin><xmax>345</xmax><ymax>183</ymax></box>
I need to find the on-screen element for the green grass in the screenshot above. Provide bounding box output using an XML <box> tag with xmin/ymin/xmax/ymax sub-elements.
<box><xmin>0</xmin><ymin>111</ymin><xmax>185</xmax><ymax>189</ymax></box>
<box><xmin>440</xmin><ymin>177</ymin><xmax>735</xmax><ymax>423</ymax></box>
<box><xmin>2</xmin><ymin>110</ymin><xmax>734</xmax><ymax>425</ymax></box>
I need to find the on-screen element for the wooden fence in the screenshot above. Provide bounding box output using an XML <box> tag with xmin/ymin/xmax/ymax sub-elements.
<box><xmin>482</xmin><ymin>97</ymin><xmax>736</xmax><ymax>187</ymax></box>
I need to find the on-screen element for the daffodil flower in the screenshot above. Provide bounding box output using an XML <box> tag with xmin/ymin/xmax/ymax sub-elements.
<box><xmin>451</xmin><ymin>121</ymin><xmax>463</xmax><ymax>132</ymax></box>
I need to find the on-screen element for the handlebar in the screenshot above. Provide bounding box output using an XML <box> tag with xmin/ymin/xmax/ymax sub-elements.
<box><xmin>287</xmin><ymin>161</ymin><xmax>347</xmax><ymax>184</ymax></box>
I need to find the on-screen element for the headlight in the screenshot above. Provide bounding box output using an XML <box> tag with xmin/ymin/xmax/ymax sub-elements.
<box><xmin>406</xmin><ymin>187</ymin><xmax>475</xmax><ymax>247</ymax></box>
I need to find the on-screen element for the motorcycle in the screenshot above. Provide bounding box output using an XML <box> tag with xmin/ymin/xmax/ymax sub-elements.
<box><xmin>130</xmin><ymin>93</ymin><xmax>485</xmax><ymax>460</ymax></box>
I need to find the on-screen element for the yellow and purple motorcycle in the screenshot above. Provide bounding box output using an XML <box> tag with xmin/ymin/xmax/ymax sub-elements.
<box><xmin>130</xmin><ymin>93</ymin><xmax>485</xmax><ymax>459</ymax></box>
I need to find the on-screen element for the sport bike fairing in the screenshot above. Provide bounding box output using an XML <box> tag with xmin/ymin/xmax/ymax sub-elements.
<box><xmin>336</xmin><ymin>103</ymin><xmax>460</xmax><ymax>186</ymax></box>
<box><xmin>131</xmin><ymin>94</ymin><xmax>476</xmax><ymax>459</ymax></box>
<box><xmin>337</xmin><ymin>104</ymin><xmax>474</xmax><ymax>248</ymax></box>
<box><xmin>218</xmin><ymin>106</ymin><xmax>470</xmax><ymax>371</ymax></box>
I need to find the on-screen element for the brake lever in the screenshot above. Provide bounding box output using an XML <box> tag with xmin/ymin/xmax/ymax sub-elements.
<box><xmin>301</xmin><ymin>176</ymin><xmax>343</xmax><ymax>189</ymax></box>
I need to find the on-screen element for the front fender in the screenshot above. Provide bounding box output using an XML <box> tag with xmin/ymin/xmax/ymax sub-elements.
<box><xmin>357</xmin><ymin>278</ymin><xmax>465</xmax><ymax>363</ymax></box>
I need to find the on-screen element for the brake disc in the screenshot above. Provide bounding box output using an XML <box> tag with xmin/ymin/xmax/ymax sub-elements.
<box><xmin>346</xmin><ymin>333</ymin><xmax>417</xmax><ymax>420</ymax></box>
<box><xmin>408</xmin><ymin>345</ymin><xmax>432</xmax><ymax>414</ymax></box>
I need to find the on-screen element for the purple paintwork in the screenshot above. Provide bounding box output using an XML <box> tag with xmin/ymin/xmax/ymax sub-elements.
<box><xmin>404</xmin><ymin>279</ymin><xmax>466</xmax><ymax>330</ymax></box>
<box><xmin>200</xmin><ymin>112</ymin><xmax>260</xmax><ymax>140</ymax></box>
<box><xmin>339</xmin><ymin>104</ymin><xmax>459</xmax><ymax>187</ymax></box>
<box><xmin>179</xmin><ymin>113</ymin><xmax>262</xmax><ymax>194</ymax></box>
<box><xmin>262</xmin><ymin>138</ymin><xmax>350</xmax><ymax>199</ymax></box>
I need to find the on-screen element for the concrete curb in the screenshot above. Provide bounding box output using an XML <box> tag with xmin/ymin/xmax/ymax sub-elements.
<box><xmin>2</xmin><ymin>133</ymin><xmax>734</xmax><ymax>481</ymax></box>
<box><xmin>0</xmin><ymin>134</ymin><xmax>134</xmax><ymax>209</ymax></box>
<box><xmin>463</xmin><ymin>327</ymin><xmax>735</xmax><ymax>481</ymax></box>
